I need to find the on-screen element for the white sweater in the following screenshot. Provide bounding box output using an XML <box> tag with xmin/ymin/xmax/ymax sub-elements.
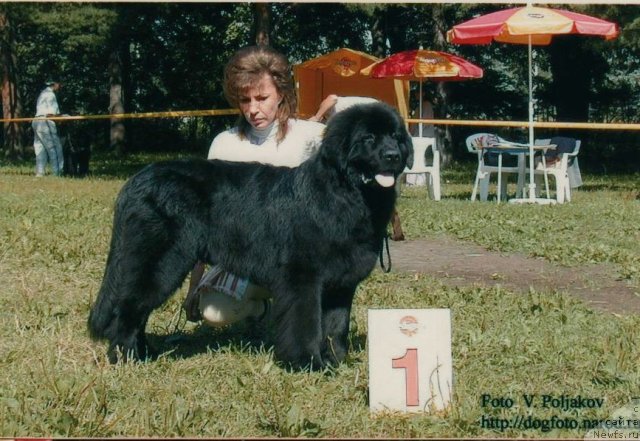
<box><xmin>208</xmin><ymin>119</ymin><xmax>326</xmax><ymax>167</ymax></box>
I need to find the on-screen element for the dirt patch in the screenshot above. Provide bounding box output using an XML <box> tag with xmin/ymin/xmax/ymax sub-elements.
<box><xmin>388</xmin><ymin>236</ymin><xmax>639</xmax><ymax>315</ymax></box>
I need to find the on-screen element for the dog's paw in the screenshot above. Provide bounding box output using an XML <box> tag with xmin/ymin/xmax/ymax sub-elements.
<box><xmin>107</xmin><ymin>342</ymin><xmax>156</xmax><ymax>364</ymax></box>
<box><xmin>280</xmin><ymin>356</ymin><xmax>328</xmax><ymax>372</ymax></box>
<box><xmin>276</xmin><ymin>348</ymin><xmax>329</xmax><ymax>372</ymax></box>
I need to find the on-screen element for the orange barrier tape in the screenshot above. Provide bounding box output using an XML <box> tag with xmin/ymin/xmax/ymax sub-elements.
<box><xmin>0</xmin><ymin>108</ymin><xmax>240</xmax><ymax>123</ymax></box>
<box><xmin>2</xmin><ymin>109</ymin><xmax>637</xmax><ymax>131</ymax></box>
<box><xmin>407</xmin><ymin>118</ymin><xmax>640</xmax><ymax>131</ymax></box>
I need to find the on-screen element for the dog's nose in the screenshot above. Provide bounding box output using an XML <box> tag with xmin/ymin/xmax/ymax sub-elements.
<box><xmin>382</xmin><ymin>149</ymin><xmax>401</xmax><ymax>165</ymax></box>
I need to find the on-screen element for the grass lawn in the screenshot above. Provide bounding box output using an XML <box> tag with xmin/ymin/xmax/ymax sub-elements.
<box><xmin>0</xmin><ymin>154</ymin><xmax>638</xmax><ymax>438</ymax></box>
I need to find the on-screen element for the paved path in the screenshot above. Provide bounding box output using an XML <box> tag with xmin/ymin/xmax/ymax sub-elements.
<box><xmin>388</xmin><ymin>236</ymin><xmax>640</xmax><ymax>315</ymax></box>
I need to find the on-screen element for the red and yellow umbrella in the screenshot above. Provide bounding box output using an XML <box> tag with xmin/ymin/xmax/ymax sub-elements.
<box><xmin>447</xmin><ymin>6</ymin><xmax>619</xmax><ymax>45</ymax></box>
<box><xmin>448</xmin><ymin>5</ymin><xmax>619</xmax><ymax>203</ymax></box>
<box><xmin>360</xmin><ymin>50</ymin><xmax>483</xmax><ymax>135</ymax></box>
<box><xmin>360</xmin><ymin>49</ymin><xmax>483</xmax><ymax>81</ymax></box>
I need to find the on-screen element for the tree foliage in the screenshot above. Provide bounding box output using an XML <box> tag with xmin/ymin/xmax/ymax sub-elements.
<box><xmin>0</xmin><ymin>3</ymin><xmax>638</xmax><ymax>170</ymax></box>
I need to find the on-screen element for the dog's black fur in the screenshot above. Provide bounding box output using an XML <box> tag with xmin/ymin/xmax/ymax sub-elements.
<box><xmin>88</xmin><ymin>102</ymin><xmax>412</xmax><ymax>369</ymax></box>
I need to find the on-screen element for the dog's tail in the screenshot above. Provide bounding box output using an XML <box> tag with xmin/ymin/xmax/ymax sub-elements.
<box><xmin>87</xmin><ymin>283</ymin><xmax>115</xmax><ymax>342</ymax></box>
<box><xmin>87</xmin><ymin>248</ymin><xmax>120</xmax><ymax>341</ymax></box>
<box><xmin>87</xmin><ymin>192</ymin><xmax>129</xmax><ymax>341</ymax></box>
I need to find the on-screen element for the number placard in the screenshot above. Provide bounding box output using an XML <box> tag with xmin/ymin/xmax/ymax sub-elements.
<box><xmin>368</xmin><ymin>309</ymin><xmax>452</xmax><ymax>414</ymax></box>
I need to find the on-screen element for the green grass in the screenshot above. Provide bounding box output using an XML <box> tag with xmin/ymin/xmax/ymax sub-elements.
<box><xmin>0</xmin><ymin>155</ymin><xmax>639</xmax><ymax>437</ymax></box>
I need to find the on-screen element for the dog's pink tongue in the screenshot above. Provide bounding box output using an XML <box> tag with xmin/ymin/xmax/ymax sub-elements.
<box><xmin>375</xmin><ymin>173</ymin><xmax>395</xmax><ymax>187</ymax></box>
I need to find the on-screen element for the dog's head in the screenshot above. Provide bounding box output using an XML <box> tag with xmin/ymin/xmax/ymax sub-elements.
<box><xmin>320</xmin><ymin>102</ymin><xmax>413</xmax><ymax>189</ymax></box>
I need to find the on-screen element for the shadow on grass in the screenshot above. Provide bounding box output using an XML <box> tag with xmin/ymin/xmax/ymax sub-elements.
<box><xmin>442</xmin><ymin>193</ymin><xmax>476</xmax><ymax>201</ymax></box>
<box><xmin>147</xmin><ymin>326</ymin><xmax>369</xmax><ymax>373</ymax></box>
<box><xmin>89</xmin><ymin>151</ymin><xmax>199</xmax><ymax>180</ymax></box>
<box><xmin>580</xmin><ymin>181</ymin><xmax>640</xmax><ymax>193</ymax></box>
<box><xmin>149</xmin><ymin>320</ymin><xmax>272</xmax><ymax>361</ymax></box>
<box><xmin>350</xmin><ymin>332</ymin><xmax>367</xmax><ymax>353</ymax></box>
<box><xmin>0</xmin><ymin>150</ymin><xmax>199</xmax><ymax>180</ymax></box>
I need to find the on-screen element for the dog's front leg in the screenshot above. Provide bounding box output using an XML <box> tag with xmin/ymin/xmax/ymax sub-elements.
<box><xmin>271</xmin><ymin>285</ymin><xmax>325</xmax><ymax>370</ymax></box>
<box><xmin>320</xmin><ymin>286</ymin><xmax>356</xmax><ymax>366</ymax></box>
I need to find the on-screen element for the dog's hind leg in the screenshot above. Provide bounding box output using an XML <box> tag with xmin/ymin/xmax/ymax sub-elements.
<box><xmin>96</xmin><ymin>251</ymin><xmax>195</xmax><ymax>363</ymax></box>
<box><xmin>89</xmin><ymin>267</ymin><xmax>154</xmax><ymax>363</ymax></box>
<box><xmin>320</xmin><ymin>286</ymin><xmax>357</xmax><ymax>366</ymax></box>
<box><xmin>89</xmin><ymin>206</ymin><xmax>198</xmax><ymax>363</ymax></box>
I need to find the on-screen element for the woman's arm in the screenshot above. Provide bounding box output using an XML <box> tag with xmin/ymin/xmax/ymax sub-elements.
<box><xmin>308</xmin><ymin>94</ymin><xmax>338</xmax><ymax>122</ymax></box>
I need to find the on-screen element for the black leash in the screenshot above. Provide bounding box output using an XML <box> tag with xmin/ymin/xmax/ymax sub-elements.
<box><xmin>378</xmin><ymin>233</ymin><xmax>392</xmax><ymax>273</ymax></box>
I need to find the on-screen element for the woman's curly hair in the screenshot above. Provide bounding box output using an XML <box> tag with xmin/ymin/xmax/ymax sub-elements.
<box><xmin>223</xmin><ymin>45</ymin><xmax>297</xmax><ymax>143</ymax></box>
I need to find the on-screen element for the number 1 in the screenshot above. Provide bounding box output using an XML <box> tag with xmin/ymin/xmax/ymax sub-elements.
<box><xmin>392</xmin><ymin>348</ymin><xmax>419</xmax><ymax>406</ymax></box>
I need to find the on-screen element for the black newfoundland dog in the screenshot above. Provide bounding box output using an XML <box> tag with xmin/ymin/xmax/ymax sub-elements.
<box><xmin>88</xmin><ymin>102</ymin><xmax>412</xmax><ymax>369</ymax></box>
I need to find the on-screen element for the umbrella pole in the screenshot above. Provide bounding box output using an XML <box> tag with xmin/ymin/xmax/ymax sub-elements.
<box><xmin>419</xmin><ymin>80</ymin><xmax>423</xmax><ymax>137</ymax></box>
<box><xmin>527</xmin><ymin>34</ymin><xmax>536</xmax><ymax>201</ymax></box>
<box><xmin>511</xmin><ymin>34</ymin><xmax>555</xmax><ymax>205</ymax></box>
<box><xmin>511</xmin><ymin>1</ymin><xmax>553</xmax><ymax>204</ymax></box>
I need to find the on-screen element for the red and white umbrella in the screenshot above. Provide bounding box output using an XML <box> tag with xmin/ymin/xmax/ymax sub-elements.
<box><xmin>360</xmin><ymin>49</ymin><xmax>483</xmax><ymax>135</ymax></box>
<box><xmin>448</xmin><ymin>5</ymin><xmax>619</xmax><ymax>203</ymax></box>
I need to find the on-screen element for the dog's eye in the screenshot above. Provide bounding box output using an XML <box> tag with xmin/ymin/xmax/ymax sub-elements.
<box><xmin>359</xmin><ymin>134</ymin><xmax>375</xmax><ymax>144</ymax></box>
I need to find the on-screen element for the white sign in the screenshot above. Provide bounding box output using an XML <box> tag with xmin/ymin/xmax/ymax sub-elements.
<box><xmin>368</xmin><ymin>308</ymin><xmax>453</xmax><ymax>414</ymax></box>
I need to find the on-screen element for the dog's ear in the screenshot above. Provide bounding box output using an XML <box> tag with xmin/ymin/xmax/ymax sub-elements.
<box><xmin>319</xmin><ymin>109</ymin><xmax>357</xmax><ymax>172</ymax></box>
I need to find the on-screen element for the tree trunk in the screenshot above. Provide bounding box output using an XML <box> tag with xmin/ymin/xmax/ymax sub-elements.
<box><xmin>385</xmin><ymin>6</ymin><xmax>408</xmax><ymax>54</ymax></box>
<box><xmin>109</xmin><ymin>49</ymin><xmax>126</xmax><ymax>156</ymax></box>
<box><xmin>549</xmin><ymin>37</ymin><xmax>592</xmax><ymax>123</ymax></box>
<box><xmin>0</xmin><ymin>9</ymin><xmax>26</xmax><ymax>159</ymax></box>
<box><xmin>253</xmin><ymin>3</ymin><xmax>270</xmax><ymax>46</ymax></box>
<box><xmin>370</xmin><ymin>7</ymin><xmax>386</xmax><ymax>58</ymax></box>
<box><xmin>107</xmin><ymin>5</ymin><xmax>134</xmax><ymax>156</ymax></box>
<box><xmin>431</xmin><ymin>5</ymin><xmax>452</xmax><ymax>167</ymax></box>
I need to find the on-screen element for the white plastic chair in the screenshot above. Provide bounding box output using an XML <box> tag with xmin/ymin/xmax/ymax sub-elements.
<box><xmin>466</xmin><ymin>133</ymin><xmax>525</xmax><ymax>202</ymax></box>
<box><xmin>530</xmin><ymin>138</ymin><xmax>582</xmax><ymax>204</ymax></box>
<box><xmin>405</xmin><ymin>136</ymin><xmax>441</xmax><ymax>201</ymax></box>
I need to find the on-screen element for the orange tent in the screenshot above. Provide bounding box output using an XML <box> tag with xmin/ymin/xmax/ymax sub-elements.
<box><xmin>293</xmin><ymin>48</ymin><xmax>409</xmax><ymax>120</ymax></box>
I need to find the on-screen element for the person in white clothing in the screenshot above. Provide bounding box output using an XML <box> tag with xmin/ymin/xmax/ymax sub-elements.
<box><xmin>182</xmin><ymin>45</ymin><xmax>325</xmax><ymax>326</ymax></box>
<box><xmin>32</xmin><ymin>81</ymin><xmax>64</xmax><ymax>176</ymax></box>
<box><xmin>208</xmin><ymin>118</ymin><xmax>323</xmax><ymax>167</ymax></box>
<box><xmin>308</xmin><ymin>94</ymin><xmax>378</xmax><ymax>123</ymax></box>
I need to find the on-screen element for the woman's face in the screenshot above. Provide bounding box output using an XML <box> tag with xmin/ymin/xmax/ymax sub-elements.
<box><xmin>239</xmin><ymin>74</ymin><xmax>282</xmax><ymax>129</ymax></box>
